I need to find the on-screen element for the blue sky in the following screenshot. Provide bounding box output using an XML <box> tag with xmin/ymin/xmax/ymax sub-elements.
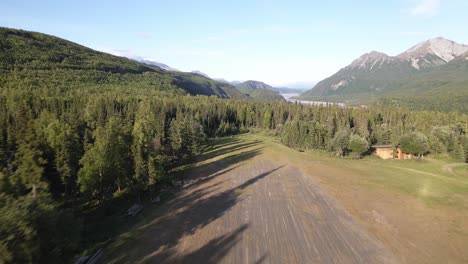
<box><xmin>1</xmin><ymin>0</ymin><xmax>468</xmax><ymax>87</ymax></box>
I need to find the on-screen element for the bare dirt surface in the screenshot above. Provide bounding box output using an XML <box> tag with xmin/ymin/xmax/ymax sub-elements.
<box><xmin>266</xmin><ymin>143</ymin><xmax>468</xmax><ymax>264</ymax></box>
<box><xmin>105</xmin><ymin>138</ymin><xmax>397</xmax><ymax>264</ymax></box>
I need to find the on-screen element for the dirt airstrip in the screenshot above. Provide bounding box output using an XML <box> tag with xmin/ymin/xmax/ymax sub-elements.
<box><xmin>104</xmin><ymin>136</ymin><xmax>468</xmax><ymax>264</ymax></box>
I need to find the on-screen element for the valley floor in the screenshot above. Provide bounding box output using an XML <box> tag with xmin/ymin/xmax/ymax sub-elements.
<box><xmin>103</xmin><ymin>134</ymin><xmax>468</xmax><ymax>264</ymax></box>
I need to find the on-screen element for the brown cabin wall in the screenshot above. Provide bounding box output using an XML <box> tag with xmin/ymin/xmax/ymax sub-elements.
<box><xmin>374</xmin><ymin>148</ymin><xmax>394</xmax><ymax>160</ymax></box>
<box><xmin>373</xmin><ymin>147</ymin><xmax>412</xmax><ymax>160</ymax></box>
<box><xmin>397</xmin><ymin>148</ymin><xmax>412</xmax><ymax>160</ymax></box>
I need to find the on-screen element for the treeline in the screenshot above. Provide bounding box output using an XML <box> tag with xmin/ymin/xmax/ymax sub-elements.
<box><xmin>280</xmin><ymin>107</ymin><xmax>468</xmax><ymax>159</ymax></box>
<box><xmin>1</xmin><ymin>86</ymin><xmax>467</xmax><ymax>262</ymax></box>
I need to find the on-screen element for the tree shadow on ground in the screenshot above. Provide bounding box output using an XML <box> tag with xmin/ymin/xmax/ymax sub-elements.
<box><xmin>201</xmin><ymin>137</ymin><xmax>242</xmax><ymax>153</ymax></box>
<box><xmin>169</xmin><ymin>224</ymin><xmax>266</xmax><ymax>264</ymax></box>
<box><xmin>180</xmin><ymin>146</ymin><xmax>264</xmax><ymax>190</ymax></box>
<box><xmin>196</xmin><ymin>140</ymin><xmax>261</xmax><ymax>164</ymax></box>
<box><xmin>174</xmin><ymin>224</ymin><xmax>249</xmax><ymax>263</ymax></box>
<box><xmin>105</xmin><ymin>142</ymin><xmax>281</xmax><ymax>264</ymax></box>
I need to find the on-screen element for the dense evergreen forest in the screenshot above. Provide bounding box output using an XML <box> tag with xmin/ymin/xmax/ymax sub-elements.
<box><xmin>1</xmin><ymin>90</ymin><xmax>467</xmax><ymax>263</ymax></box>
<box><xmin>1</xmin><ymin>27</ymin><xmax>468</xmax><ymax>263</ymax></box>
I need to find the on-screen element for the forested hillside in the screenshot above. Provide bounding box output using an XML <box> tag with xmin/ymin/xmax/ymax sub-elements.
<box><xmin>1</xmin><ymin>27</ymin><xmax>468</xmax><ymax>263</ymax></box>
<box><xmin>0</xmin><ymin>27</ymin><xmax>247</xmax><ymax>99</ymax></box>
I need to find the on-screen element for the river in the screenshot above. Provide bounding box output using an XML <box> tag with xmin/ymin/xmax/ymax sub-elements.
<box><xmin>280</xmin><ymin>93</ymin><xmax>346</xmax><ymax>107</ymax></box>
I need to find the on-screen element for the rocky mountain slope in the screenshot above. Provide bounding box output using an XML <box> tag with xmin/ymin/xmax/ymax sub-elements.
<box><xmin>299</xmin><ymin>37</ymin><xmax>468</xmax><ymax>112</ymax></box>
<box><xmin>397</xmin><ymin>37</ymin><xmax>468</xmax><ymax>68</ymax></box>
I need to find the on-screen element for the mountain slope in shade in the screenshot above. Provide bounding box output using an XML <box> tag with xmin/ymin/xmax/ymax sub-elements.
<box><xmin>378</xmin><ymin>50</ymin><xmax>468</xmax><ymax>113</ymax></box>
<box><xmin>214</xmin><ymin>78</ymin><xmax>230</xmax><ymax>83</ymax></box>
<box><xmin>299</xmin><ymin>37</ymin><xmax>468</xmax><ymax>112</ymax></box>
<box><xmin>236</xmin><ymin>80</ymin><xmax>276</xmax><ymax>90</ymax></box>
<box><xmin>0</xmin><ymin>27</ymin><xmax>247</xmax><ymax>99</ymax></box>
<box><xmin>235</xmin><ymin>80</ymin><xmax>285</xmax><ymax>102</ymax></box>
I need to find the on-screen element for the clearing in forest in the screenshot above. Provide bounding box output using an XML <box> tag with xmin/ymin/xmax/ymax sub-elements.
<box><xmin>103</xmin><ymin>134</ymin><xmax>468</xmax><ymax>264</ymax></box>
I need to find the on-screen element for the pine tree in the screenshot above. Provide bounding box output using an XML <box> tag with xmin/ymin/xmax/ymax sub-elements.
<box><xmin>263</xmin><ymin>110</ymin><xmax>272</xmax><ymax>130</ymax></box>
<box><xmin>11</xmin><ymin>122</ymin><xmax>46</xmax><ymax>198</ymax></box>
<box><xmin>78</xmin><ymin>117</ymin><xmax>131</xmax><ymax>198</ymax></box>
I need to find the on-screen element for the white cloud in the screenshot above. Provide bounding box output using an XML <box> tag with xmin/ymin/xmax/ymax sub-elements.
<box><xmin>408</xmin><ymin>0</ymin><xmax>440</xmax><ymax>16</ymax></box>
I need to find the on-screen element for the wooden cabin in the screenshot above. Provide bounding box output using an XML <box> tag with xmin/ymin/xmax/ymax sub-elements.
<box><xmin>372</xmin><ymin>145</ymin><xmax>394</xmax><ymax>159</ymax></box>
<box><xmin>371</xmin><ymin>145</ymin><xmax>412</xmax><ymax>160</ymax></box>
<box><xmin>396</xmin><ymin>148</ymin><xmax>413</xmax><ymax>160</ymax></box>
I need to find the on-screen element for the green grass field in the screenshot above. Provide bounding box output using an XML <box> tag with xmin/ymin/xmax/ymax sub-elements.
<box><xmin>453</xmin><ymin>165</ymin><xmax>468</xmax><ymax>177</ymax></box>
<box><xmin>241</xmin><ymin>132</ymin><xmax>468</xmax><ymax>209</ymax></box>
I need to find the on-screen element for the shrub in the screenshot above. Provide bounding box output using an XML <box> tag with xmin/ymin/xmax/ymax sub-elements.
<box><xmin>399</xmin><ymin>132</ymin><xmax>428</xmax><ymax>157</ymax></box>
<box><xmin>348</xmin><ymin>134</ymin><xmax>369</xmax><ymax>159</ymax></box>
<box><xmin>331</xmin><ymin>130</ymin><xmax>350</xmax><ymax>157</ymax></box>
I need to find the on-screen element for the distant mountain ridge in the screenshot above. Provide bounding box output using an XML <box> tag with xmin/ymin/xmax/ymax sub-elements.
<box><xmin>138</xmin><ymin>59</ymin><xmax>179</xmax><ymax>71</ymax></box>
<box><xmin>236</xmin><ymin>80</ymin><xmax>304</xmax><ymax>93</ymax></box>
<box><xmin>299</xmin><ymin>37</ymin><xmax>468</xmax><ymax>112</ymax></box>
<box><xmin>236</xmin><ymin>80</ymin><xmax>275</xmax><ymax>90</ymax></box>
<box><xmin>235</xmin><ymin>80</ymin><xmax>286</xmax><ymax>102</ymax></box>
<box><xmin>191</xmin><ymin>70</ymin><xmax>210</xmax><ymax>78</ymax></box>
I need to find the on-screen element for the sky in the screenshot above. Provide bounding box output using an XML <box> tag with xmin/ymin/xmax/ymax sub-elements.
<box><xmin>1</xmin><ymin>0</ymin><xmax>468</xmax><ymax>87</ymax></box>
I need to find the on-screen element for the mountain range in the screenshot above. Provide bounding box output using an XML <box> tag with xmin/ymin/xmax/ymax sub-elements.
<box><xmin>1</xmin><ymin>27</ymin><xmax>466</xmax><ymax>112</ymax></box>
<box><xmin>135</xmin><ymin>59</ymin><xmax>289</xmax><ymax>99</ymax></box>
<box><xmin>299</xmin><ymin>37</ymin><xmax>468</xmax><ymax>112</ymax></box>
<box><xmin>0</xmin><ymin>27</ymin><xmax>295</xmax><ymax>104</ymax></box>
